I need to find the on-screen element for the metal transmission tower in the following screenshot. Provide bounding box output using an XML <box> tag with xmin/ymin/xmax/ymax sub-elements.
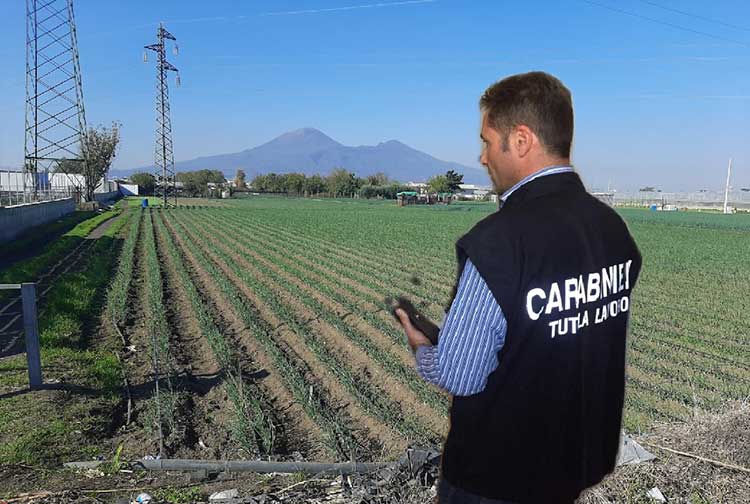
<box><xmin>144</xmin><ymin>23</ymin><xmax>180</xmax><ymax>207</ymax></box>
<box><xmin>24</xmin><ymin>0</ymin><xmax>87</xmax><ymax>199</ymax></box>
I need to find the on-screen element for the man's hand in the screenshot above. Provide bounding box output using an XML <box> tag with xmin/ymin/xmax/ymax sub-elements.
<box><xmin>396</xmin><ymin>308</ymin><xmax>434</xmax><ymax>353</ymax></box>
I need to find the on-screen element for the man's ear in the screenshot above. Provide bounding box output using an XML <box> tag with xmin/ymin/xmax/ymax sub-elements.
<box><xmin>513</xmin><ymin>125</ymin><xmax>534</xmax><ymax>158</ymax></box>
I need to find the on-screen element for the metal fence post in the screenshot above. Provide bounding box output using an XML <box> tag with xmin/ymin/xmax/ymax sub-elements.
<box><xmin>21</xmin><ymin>283</ymin><xmax>43</xmax><ymax>388</ymax></box>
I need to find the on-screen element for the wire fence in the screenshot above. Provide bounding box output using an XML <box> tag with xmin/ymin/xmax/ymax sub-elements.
<box><xmin>0</xmin><ymin>170</ymin><xmax>81</xmax><ymax>208</ymax></box>
<box><xmin>612</xmin><ymin>190</ymin><xmax>750</xmax><ymax>210</ymax></box>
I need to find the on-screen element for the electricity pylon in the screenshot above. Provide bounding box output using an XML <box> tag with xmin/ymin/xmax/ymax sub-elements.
<box><xmin>24</xmin><ymin>0</ymin><xmax>87</xmax><ymax>199</ymax></box>
<box><xmin>145</xmin><ymin>23</ymin><xmax>180</xmax><ymax>207</ymax></box>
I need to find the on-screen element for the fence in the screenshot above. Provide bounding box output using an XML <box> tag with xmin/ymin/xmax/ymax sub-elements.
<box><xmin>613</xmin><ymin>189</ymin><xmax>750</xmax><ymax>210</ymax></box>
<box><xmin>1</xmin><ymin>170</ymin><xmax>119</xmax><ymax>208</ymax></box>
<box><xmin>0</xmin><ymin>283</ymin><xmax>42</xmax><ymax>388</ymax></box>
<box><xmin>0</xmin><ymin>170</ymin><xmax>79</xmax><ymax>207</ymax></box>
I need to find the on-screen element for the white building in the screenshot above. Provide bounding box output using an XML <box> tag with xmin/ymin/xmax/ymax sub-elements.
<box><xmin>456</xmin><ymin>183</ymin><xmax>493</xmax><ymax>200</ymax></box>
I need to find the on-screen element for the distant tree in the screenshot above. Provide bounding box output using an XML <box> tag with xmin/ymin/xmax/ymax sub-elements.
<box><xmin>176</xmin><ymin>169</ymin><xmax>226</xmax><ymax>196</ymax></box>
<box><xmin>68</xmin><ymin>122</ymin><xmax>121</xmax><ymax>201</ymax></box>
<box><xmin>305</xmin><ymin>174</ymin><xmax>327</xmax><ymax>196</ymax></box>
<box><xmin>427</xmin><ymin>174</ymin><xmax>451</xmax><ymax>194</ymax></box>
<box><xmin>365</xmin><ymin>172</ymin><xmax>390</xmax><ymax>186</ymax></box>
<box><xmin>359</xmin><ymin>183</ymin><xmax>412</xmax><ymax>199</ymax></box>
<box><xmin>130</xmin><ymin>172</ymin><xmax>156</xmax><ymax>194</ymax></box>
<box><xmin>639</xmin><ymin>186</ymin><xmax>657</xmax><ymax>192</ymax></box>
<box><xmin>250</xmin><ymin>173</ymin><xmax>267</xmax><ymax>192</ymax></box>
<box><xmin>234</xmin><ymin>169</ymin><xmax>246</xmax><ymax>189</ymax></box>
<box><xmin>327</xmin><ymin>168</ymin><xmax>359</xmax><ymax>197</ymax></box>
<box><xmin>250</xmin><ymin>172</ymin><xmax>284</xmax><ymax>193</ymax></box>
<box><xmin>284</xmin><ymin>173</ymin><xmax>307</xmax><ymax>195</ymax></box>
<box><xmin>445</xmin><ymin>169</ymin><xmax>464</xmax><ymax>192</ymax></box>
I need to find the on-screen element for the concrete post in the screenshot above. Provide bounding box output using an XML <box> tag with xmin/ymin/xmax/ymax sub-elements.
<box><xmin>21</xmin><ymin>283</ymin><xmax>43</xmax><ymax>389</ymax></box>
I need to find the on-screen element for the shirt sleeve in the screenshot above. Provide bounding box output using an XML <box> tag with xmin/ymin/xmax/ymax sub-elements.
<box><xmin>414</xmin><ymin>258</ymin><xmax>507</xmax><ymax>396</ymax></box>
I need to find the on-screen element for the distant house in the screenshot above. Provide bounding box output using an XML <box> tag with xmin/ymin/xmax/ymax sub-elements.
<box><xmin>455</xmin><ymin>183</ymin><xmax>492</xmax><ymax>200</ymax></box>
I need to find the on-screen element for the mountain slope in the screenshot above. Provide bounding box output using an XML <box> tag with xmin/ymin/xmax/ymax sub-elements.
<box><xmin>129</xmin><ymin>128</ymin><xmax>488</xmax><ymax>185</ymax></box>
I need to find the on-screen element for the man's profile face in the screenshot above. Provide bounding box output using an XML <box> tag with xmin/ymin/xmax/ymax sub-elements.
<box><xmin>479</xmin><ymin>113</ymin><xmax>514</xmax><ymax>194</ymax></box>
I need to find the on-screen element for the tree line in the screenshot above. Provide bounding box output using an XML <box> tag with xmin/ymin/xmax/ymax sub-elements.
<box><xmin>250</xmin><ymin>168</ymin><xmax>464</xmax><ymax>198</ymax></box>
<box><xmin>128</xmin><ymin>167</ymin><xmax>467</xmax><ymax>199</ymax></box>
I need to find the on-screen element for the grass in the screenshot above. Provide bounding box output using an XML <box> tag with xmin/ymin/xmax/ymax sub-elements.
<box><xmin>0</xmin><ymin>209</ymin><xmax>131</xmax><ymax>467</ymax></box>
<box><xmin>0</xmin><ymin>203</ymin><xmax>122</xmax><ymax>285</ymax></box>
<box><xmin>127</xmin><ymin>196</ymin><xmax>165</xmax><ymax>208</ymax></box>
<box><xmin>0</xmin><ymin>211</ymin><xmax>96</xmax><ymax>269</ymax></box>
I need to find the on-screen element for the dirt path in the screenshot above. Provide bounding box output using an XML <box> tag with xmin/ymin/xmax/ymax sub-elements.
<box><xmin>161</xmin><ymin>213</ymin><xmax>332</xmax><ymax>461</ymax></box>
<box><xmin>170</xmin><ymin>212</ymin><xmax>406</xmax><ymax>459</ymax></box>
<box><xmin>86</xmin><ymin>210</ymin><xmax>123</xmax><ymax>239</ymax></box>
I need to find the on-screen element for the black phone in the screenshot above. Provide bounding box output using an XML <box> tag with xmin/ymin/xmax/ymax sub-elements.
<box><xmin>387</xmin><ymin>296</ymin><xmax>439</xmax><ymax>345</ymax></box>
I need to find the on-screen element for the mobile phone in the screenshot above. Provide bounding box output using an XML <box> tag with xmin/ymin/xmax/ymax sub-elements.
<box><xmin>388</xmin><ymin>296</ymin><xmax>439</xmax><ymax>345</ymax></box>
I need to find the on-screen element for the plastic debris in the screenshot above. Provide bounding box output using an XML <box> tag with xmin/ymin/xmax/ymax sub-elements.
<box><xmin>134</xmin><ymin>493</ymin><xmax>152</xmax><ymax>504</ymax></box>
<box><xmin>209</xmin><ymin>488</ymin><xmax>239</xmax><ymax>501</ymax></box>
<box><xmin>617</xmin><ymin>432</ymin><xmax>656</xmax><ymax>465</ymax></box>
<box><xmin>647</xmin><ymin>486</ymin><xmax>666</xmax><ymax>502</ymax></box>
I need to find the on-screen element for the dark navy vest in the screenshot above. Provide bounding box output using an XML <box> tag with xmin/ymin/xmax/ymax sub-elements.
<box><xmin>442</xmin><ymin>172</ymin><xmax>642</xmax><ymax>504</ymax></box>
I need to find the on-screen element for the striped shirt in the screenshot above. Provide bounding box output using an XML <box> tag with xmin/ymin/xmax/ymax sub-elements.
<box><xmin>415</xmin><ymin>165</ymin><xmax>575</xmax><ymax>396</ymax></box>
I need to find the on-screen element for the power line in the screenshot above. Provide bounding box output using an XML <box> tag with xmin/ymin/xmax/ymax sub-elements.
<box><xmin>579</xmin><ymin>0</ymin><xmax>749</xmax><ymax>48</ymax></box>
<box><xmin>638</xmin><ymin>0</ymin><xmax>750</xmax><ymax>33</ymax></box>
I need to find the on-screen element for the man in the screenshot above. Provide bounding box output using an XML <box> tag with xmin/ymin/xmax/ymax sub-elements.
<box><xmin>396</xmin><ymin>71</ymin><xmax>642</xmax><ymax>504</ymax></box>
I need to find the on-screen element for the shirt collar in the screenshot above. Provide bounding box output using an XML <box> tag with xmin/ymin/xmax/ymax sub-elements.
<box><xmin>500</xmin><ymin>165</ymin><xmax>575</xmax><ymax>203</ymax></box>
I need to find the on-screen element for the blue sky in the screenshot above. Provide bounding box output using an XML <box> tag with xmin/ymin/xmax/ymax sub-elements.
<box><xmin>1</xmin><ymin>0</ymin><xmax>748</xmax><ymax>191</ymax></box>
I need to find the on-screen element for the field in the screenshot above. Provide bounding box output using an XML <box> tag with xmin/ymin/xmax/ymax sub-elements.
<box><xmin>1</xmin><ymin>196</ymin><xmax>749</xmax><ymax>499</ymax></box>
<box><xmin>185</xmin><ymin>198</ymin><xmax>749</xmax><ymax>438</ymax></box>
<box><xmin>107</xmin><ymin>200</ymin><xmax>750</xmax><ymax>451</ymax></box>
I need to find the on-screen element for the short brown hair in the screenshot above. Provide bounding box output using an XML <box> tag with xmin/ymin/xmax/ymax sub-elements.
<box><xmin>480</xmin><ymin>71</ymin><xmax>573</xmax><ymax>159</ymax></box>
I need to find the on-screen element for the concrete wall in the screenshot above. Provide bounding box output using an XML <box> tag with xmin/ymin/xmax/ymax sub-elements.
<box><xmin>0</xmin><ymin>198</ymin><xmax>76</xmax><ymax>243</ymax></box>
<box><xmin>93</xmin><ymin>191</ymin><xmax>120</xmax><ymax>204</ymax></box>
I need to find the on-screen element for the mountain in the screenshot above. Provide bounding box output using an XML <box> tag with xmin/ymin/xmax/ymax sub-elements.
<box><xmin>126</xmin><ymin>128</ymin><xmax>489</xmax><ymax>185</ymax></box>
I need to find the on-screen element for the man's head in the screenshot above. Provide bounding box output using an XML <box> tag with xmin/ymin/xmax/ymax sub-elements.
<box><xmin>479</xmin><ymin>71</ymin><xmax>574</xmax><ymax>194</ymax></box>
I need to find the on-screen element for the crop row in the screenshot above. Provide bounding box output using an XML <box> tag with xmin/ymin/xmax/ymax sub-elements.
<box><xmin>106</xmin><ymin>209</ymin><xmax>143</xmax><ymax>328</ymax></box>
<box><xmin>180</xmin><ymin>212</ymin><xmax>441</xmax><ymax>447</ymax></box>
<box><xmin>191</xmin><ymin>210</ymin><xmax>450</xmax><ymax>415</ymax></box>
<box><xmin>164</xmin><ymin>214</ymin><xmax>370</xmax><ymax>459</ymax></box>
<box><xmin>141</xmin><ymin>210</ymin><xmax>179</xmax><ymax>454</ymax></box>
<box><xmin>205</xmin><ymin>209</ymin><xmax>741</xmax><ymax>430</ymax></box>
<box><xmin>215</xmin><ymin>211</ymin><xmax>449</xmax><ymax>320</ymax></box>
<box><xmin>152</xmin><ymin>210</ymin><xmax>275</xmax><ymax>456</ymax></box>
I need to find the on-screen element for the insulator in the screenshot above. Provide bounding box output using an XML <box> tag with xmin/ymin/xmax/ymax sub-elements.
<box><xmin>143</xmin><ymin>52</ymin><xmax>148</xmax><ymax>63</ymax></box>
<box><xmin>175</xmin><ymin>74</ymin><xmax>181</xmax><ymax>87</ymax></box>
<box><xmin>173</xmin><ymin>44</ymin><xmax>179</xmax><ymax>56</ymax></box>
